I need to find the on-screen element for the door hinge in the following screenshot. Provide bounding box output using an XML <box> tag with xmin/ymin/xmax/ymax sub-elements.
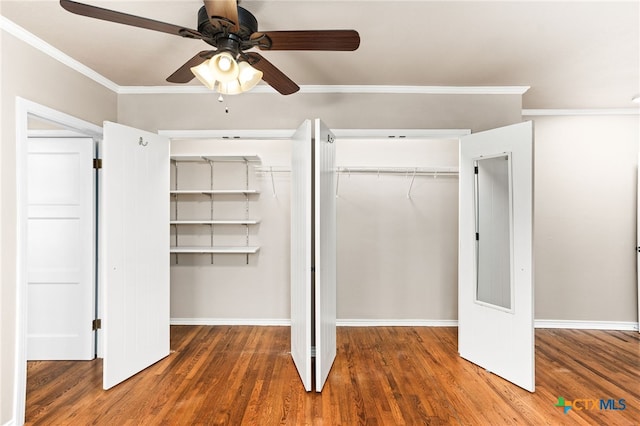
<box><xmin>92</xmin><ymin>319</ymin><xmax>102</xmax><ymax>330</ymax></box>
<box><xmin>93</xmin><ymin>158</ymin><xmax>102</xmax><ymax>169</ymax></box>
<box><xmin>476</xmin><ymin>232</ymin><xmax>479</xmax><ymax>241</ymax></box>
<box><xmin>474</xmin><ymin>165</ymin><xmax>479</xmax><ymax>174</ymax></box>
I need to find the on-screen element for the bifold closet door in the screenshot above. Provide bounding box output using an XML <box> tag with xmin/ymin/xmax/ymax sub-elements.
<box><xmin>101</xmin><ymin>121</ymin><xmax>170</xmax><ymax>390</ymax></box>
<box><xmin>314</xmin><ymin>119</ymin><xmax>337</xmax><ymax>392</ymax></box>
<box><xmin>290</xmin><ymin>119</ymin><xmax>338</xmax><ymax>392</ymax></box>
<box><xmin>290</xmin><ymin>120</ymin><xmax>313</xmax><ymax>391</ymax></box>
<box><xmin>458</xmin><ymin>121</ymin><xmax>534</xmax><ymax>392</ymax></box>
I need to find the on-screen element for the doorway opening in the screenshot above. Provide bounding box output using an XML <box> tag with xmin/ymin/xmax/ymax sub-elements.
<box><xmin>14</xmin><ymin>97</ymin><xmax>103</xmax><ymax>425</ymax></box>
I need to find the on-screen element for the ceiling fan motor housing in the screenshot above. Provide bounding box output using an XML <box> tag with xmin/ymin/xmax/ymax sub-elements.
<box><xmin>197</xmin><ymin>5</ymin><xmax>258</xmax><ymax>50</ymax></box>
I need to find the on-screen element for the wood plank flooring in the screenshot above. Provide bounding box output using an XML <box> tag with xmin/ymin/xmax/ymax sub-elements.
<box><xmin>26</xmin><ymin>326</ymin><xmax>640</xmax><ymax>425</ymax></box>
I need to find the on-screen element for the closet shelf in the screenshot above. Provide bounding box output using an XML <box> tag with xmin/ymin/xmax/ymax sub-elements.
<box><xmin>170</xmin><ymin>246</ymin><xmax>260</xmax><ymax>254</ymax></box>
<box><xmin>171</xmin><ymin>155</ymin><xmax>260</xmax><ymax>163</ymax></box>
<box><xmin>170</xmin><ymin>220</ymin><xmax>260</xmax><ymax>225</ymax></box>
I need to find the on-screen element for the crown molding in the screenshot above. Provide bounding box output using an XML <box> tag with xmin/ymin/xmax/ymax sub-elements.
<box><xmin>118</xmin><ymin>84</ymin><xmax>530</xmax><ymax>95</ymax></box>
<box><xmin>523</xmin><ymin>108</ymin><xmax>640</xmax><ymax>116</ymax></box>
<box><xmin>297</xmin><ymin>85</ymin><xmax>530</xmax><ymax>95</ymax></box>
<box><xmin>0</xmin><ymin>16</ymin><xmax>119</xmax><ymax>92</ymax></box>
<box><xmin>117</xmin><ymin>85</ymin><xmax>217</xmax><ymax>95</ymax></box>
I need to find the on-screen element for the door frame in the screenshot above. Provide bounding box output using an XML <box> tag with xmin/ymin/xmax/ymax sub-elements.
<box><xmin>14</xmin><ymin>97</ymin><xmax>103</xmax><ymax>424</ymax></box>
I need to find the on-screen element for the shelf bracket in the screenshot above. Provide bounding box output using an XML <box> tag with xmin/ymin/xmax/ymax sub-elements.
<box><xmin>270</xmin><ymin>166</ymin><xmax>277</xmax><ymax>197</ymax></box>
<box><xmin>407</xmin><ymin>168</ymin><xmax>417</xmax><ymax>199</ymax></box>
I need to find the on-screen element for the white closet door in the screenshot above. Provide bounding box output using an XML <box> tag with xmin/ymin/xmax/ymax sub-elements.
<box><xmin>458</xmin><ymin>121</ymin><xmax>534</xmax><ymax>392</ymax></box>
<box><xmin>290</xmin><ymin>120</ymin><xmax>313</xmax><ymax>391</ymax></box>
<box><xmin>26</xmin><ymin>137</ymin><xmax>95</xmax><ymax>360</ymax></box>
<box><xmin>101</xmin><ymin>122</ymin><xmax>170</xmax><ymax>390</ymax></box>
<box><xmin>314</xmin><ymin>119</ymin><xmax>337</xmax><ymax>392</ymax></box>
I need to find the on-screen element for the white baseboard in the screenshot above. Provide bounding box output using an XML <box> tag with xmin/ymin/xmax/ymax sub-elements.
<box><xmin>171</xmin><ymin>318</ymin><xmax>638</xmax><ymax>331</ymax></box>
<box><xmin>336</xmin><ymin>319</ymin><xmax>458</xmax><ymax>327</ymax></box>
<box><xmin>534</xmin><ymin>320</ymin><xmax>639</xmax><ymax>331</ymax></box>
<box><xmin>2</xmin><ymin>419</ymin><xmax>16</xmax><ymax>426</ymax></box>
<box><xmin>170</xmin><ymin>318</ymin><xmax>458</xmax><ymax>327</ymax></box>
<box><xmin>170</xmin><ymin>318</ymin><xmax>290</xmax><ymax>326</ymax></box>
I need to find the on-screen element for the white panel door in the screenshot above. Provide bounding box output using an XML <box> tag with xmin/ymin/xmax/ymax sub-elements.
<box><xmin>637</xmin><ymin>150</ymin><xmax>640</xmax><ymax>334</ymax></box>
<box><xmin>290</xmin><ymin>120</ymin><xmax>313</xmax><ymax>391</ymax></box>
<box><xmin>458</xmin><ymin>121</ymin><xmax>534</xmax><ymax>392</ymax></box>
<box><xmin>26</xmin><ymin>138</ymin><xmax>95</xmax><ymax>360</ymax></box>
<box><xmin>101</xmin><ymin>122</ymin><xmax>170</xmax><ymax>390</ymax></box>
<box><xmin>314</xmin><ymin>119</ymin><xmax>337</xmax><ymax>392</ymax></box>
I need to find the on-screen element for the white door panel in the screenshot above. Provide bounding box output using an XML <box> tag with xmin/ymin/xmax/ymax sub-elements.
<box><xmin>314</xmin><ymin>119</ymin><xmax>337</xmax><ymax>392</ymax></box>
<box><xmin>459</xmin><ymin>121</ymin><xmax>534</xmax><ymax>391</ymax></box>
<box><xmin>101</xmin><ymin>122</ymin><xmax>170</xmax><ymax>390</ymax></box>
<box><xmin>27</xmin><ymin>138</ymin><xmax>95</xmax><ymax>360</ymax></box>
<box><xmin>290</xmin><ymin>120</ymin><xmax>313</xmax><ymax>391</ymax></box>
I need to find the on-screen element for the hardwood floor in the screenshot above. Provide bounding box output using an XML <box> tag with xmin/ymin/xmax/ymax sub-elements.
<box><xmin>26</xmin><ymin>326</ymin><xmax>639</xmax><ymax>425</ymax></box>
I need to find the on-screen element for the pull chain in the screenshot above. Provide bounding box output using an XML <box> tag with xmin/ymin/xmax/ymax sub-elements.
<box><xmin>217</xmin><ymin>94</ymin><xmax>229</xmax><ymax>113</ymax></box>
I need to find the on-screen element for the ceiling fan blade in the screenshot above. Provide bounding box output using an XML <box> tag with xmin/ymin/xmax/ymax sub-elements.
<box><xmin>251</xmin><ymin>30</ymin><xmax>360</xmax><ymax>51</ymax></box>
<box><xmin>246</xmin><ymin>53</ymin><xmax>299</xmax><ymax>95</ymax></box>
<box><xmin>167</xmin><ymin>51</ymin><xmax>215</xmax><ymax>83</ymax></box>
<box><xmin>60</xmin><ymin>0</ymin><xmax>202</xmax><ymax>39</ymax></box>
<box><xmin>203</xmin><ymin>0</ymin><xmax>239</xmax><ymax>33</ymax></box>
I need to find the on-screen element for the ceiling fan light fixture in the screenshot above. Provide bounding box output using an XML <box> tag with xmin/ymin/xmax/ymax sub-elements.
<box><xmin>218</xmin><ymin>79</ymin><xmax>243</xmax><ymax>95</ymax></box>
<box><xmin>190</xmin><ymin>59</ymin><xmax>217</xmax><ymax>90</ymax></box>
<box><xmin>209</xmin><ymin>52</ymin><xmax>240</xmax><ymax>83</ymax></box>
<box><xmin>219</xmin><ymin>55</ymin><xmax>234</xmax><ymax>71</ymax></box>
<box><xmin>238</xmin><ymin>61</ymin><xmax>263</xmax><ymax>92</ymax></box>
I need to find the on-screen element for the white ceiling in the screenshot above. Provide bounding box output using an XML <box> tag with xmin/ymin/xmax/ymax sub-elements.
<box><xmin>2</xmin><ymin>0</ymin><xmax>639</xmax><ymax>109</ymax></box>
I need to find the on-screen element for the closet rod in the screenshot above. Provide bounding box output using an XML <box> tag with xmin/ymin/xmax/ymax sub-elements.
<box><xmin>337</xmin><ymin>166</ymin><xmax>458</xmax><ymax>176</ymax></box>
<box><xmin>254</xmin><ymin>166</ymin><xmax>459</xmax><ymax>175</ymax></box>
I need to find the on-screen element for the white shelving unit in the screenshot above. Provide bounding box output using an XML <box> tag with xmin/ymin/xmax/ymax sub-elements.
<box><xmin>170</xmin><ymin>155</ymin><xmax>261</xmax><ymax>261</ymax></box>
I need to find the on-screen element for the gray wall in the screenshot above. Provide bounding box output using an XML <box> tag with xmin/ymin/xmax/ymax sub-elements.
<box><xmin>0</xmin><ymin>31</ymin><xmax>117</xmax><ymax>425</ymax></box>
<box><xmin>336</xmin><ymin>138</ymin><xmax>460</xmax><ymax>321</ymax></box>
<box><xmin>532</xmin><ymin>114</ymin><xmax>639</xmax><ymax>322</ymax></box>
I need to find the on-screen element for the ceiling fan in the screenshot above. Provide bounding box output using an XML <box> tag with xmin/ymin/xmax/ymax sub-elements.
<box><xmin>59</xmin><ymin>0</ymin><xmax>361</xmax><ymax>95</ymax></box>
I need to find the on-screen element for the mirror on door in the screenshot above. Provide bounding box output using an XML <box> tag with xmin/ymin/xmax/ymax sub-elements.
<box><xmin>474</xmin><ymin>154</ymin><xmax>513</xmax><ymax>311</ymax></box>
